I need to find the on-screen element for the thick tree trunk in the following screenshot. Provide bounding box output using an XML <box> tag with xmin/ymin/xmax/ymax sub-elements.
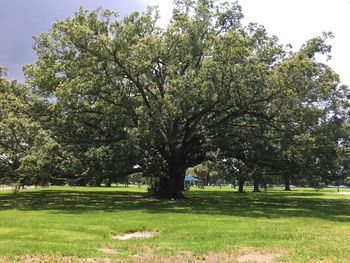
<box><xmin>238</xmin><ymin>177</ymin><xmax>245</xmax><ymax>193</ymax></box>
<box><xmin>284</xmin><ymin>175</ymin><xmax>291</xmax><ymax>191</ymax></box>
<box><xmin>152</xmin><ymin>166</ymin><xmax>186</xmax><ymax>199</ymax></box>
<box><xmin>170</xmin><ymin>169</ymin><xmax>185</xmax><ymax>199</ymax></box>
<box><xmin>180</xmin><ymin>173</ymin><xmax>185</xmax><ymax>191</ymax></box>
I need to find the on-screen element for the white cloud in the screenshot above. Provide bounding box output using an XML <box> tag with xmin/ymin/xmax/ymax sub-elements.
<box><xmin>240</xmin><ymin>0</ymin><xmax>350</xmax><ymax>85</ymax></box>
<box><xmin>141</xmin><ymin>0</ymin><xmax>350</xmax><ymax>85</ymax></box>
<box><xmin>141</xmin><ymin>0</ymin><xmax>173</xmax><ymax>28</ymax></box>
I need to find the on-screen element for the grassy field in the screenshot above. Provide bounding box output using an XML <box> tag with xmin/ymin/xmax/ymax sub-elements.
<box><xmin>0</xmin><ymin>185</ymin><xmax>350</xmax><ymax>262</ymax></box>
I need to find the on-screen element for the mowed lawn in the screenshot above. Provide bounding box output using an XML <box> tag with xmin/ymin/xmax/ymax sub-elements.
<box><xmin>0</xmin><ymin>186</ymin><xmax>350</xmax><ymax>262</ymax></box>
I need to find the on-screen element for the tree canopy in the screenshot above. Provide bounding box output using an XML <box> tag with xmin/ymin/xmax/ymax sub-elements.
<box><xmin>0</xmin><ymin>0</ymin><xmax>348</xmax><ymax>198</ymax></box>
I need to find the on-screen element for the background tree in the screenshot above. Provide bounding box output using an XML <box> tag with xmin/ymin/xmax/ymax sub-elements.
<box><xmin>0</xmin><ymin>66</ymin><xmax>56</xmax><ymax>186</ymax></box>
<box><xmin>187</xmin><ymin>163</ymin><xmax>210</xmax><ymax>185</ymax></box>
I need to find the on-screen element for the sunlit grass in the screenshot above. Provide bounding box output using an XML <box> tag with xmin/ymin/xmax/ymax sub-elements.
<box><xmin>0</xmin><ymin>185</ymin><xmax>349</xmax><ymax>262</ymax></box>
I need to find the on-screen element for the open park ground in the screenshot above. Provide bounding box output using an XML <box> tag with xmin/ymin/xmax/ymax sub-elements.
<box><xmin>0</xmin><ymin>186</ymin><xmax>350</xmax><ymax>262</ymax></box>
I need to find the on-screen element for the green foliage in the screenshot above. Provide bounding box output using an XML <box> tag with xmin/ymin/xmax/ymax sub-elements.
<box><xmin>0</xmin><ymin>68</ymin><xmax>51</xmax><ymax>185</ymax></box>
<box><xmin>0</xmin><ymin>0</ymin><xmax>347</xmax><ymax>195</ymax></box>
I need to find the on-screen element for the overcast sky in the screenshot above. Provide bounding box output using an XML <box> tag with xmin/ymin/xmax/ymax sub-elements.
<box><xmin>0</xmin><ymin>0</ymin><xmax>146</xmax><ymax>80</ymax></box>
<box><xmin>1</xmin><ymin>0</ymin><xmax>349</xmax><ymax>85</ymax></box>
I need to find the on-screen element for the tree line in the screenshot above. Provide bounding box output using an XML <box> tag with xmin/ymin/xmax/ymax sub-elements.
<box><xmin>0</xmin><ymin>0</ymin><xmax>349</xmax><ymax>198</ymax></box>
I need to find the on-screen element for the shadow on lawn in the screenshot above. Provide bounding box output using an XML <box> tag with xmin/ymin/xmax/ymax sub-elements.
<box><xmin>0</xmin><ymin>188</ymin><xmax>349</xmax><ymax>222</ymax></box>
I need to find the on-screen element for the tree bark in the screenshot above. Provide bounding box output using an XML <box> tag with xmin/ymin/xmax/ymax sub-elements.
<box><xmin>170</xmin><ymin>168</ymin><xmax>186</xmax><ymax>199</ymax></box>
<box><xmin>151</xmin><ymin>166</ymin><xmax>186</xmax><ymax>199</ymax></box>
<box><xmin>180</xmin><ymin>173</ymin><xmax>185</xmax><ymax>191</ymax></box>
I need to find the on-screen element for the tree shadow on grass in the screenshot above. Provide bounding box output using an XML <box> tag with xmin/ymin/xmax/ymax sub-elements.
<box><xmin>0</xmin><ymin>188</ymin><xmax>349</xmax><ymax>222</ymax></box>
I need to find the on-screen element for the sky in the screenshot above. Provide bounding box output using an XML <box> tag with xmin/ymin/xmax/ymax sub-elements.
<box><xmin>1</xmin><ymin>0</ymin><xmax>349</xmax><ymax>85</ymax></box>
<box><xmin>0</xmin><ymin>0</ymin><xmax>146</xmax><ymax>80</ymax></box>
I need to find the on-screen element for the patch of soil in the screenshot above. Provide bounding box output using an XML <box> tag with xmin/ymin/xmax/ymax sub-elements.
<box><xmin>0</xmin><ymin>255</ymin><xmax>112</xmax><ymax>263</ymax></box>
<box><xmin>237</xmin><ymin>250</ymin><xmax>282</xmax><ymax>263</ymax></box>
<box><xmin>130</xmin><ymin>251</ymin><xmax>241</xmax><ymax>263</ymax></box>
<box><xmin>0</xmin><ymin>248</ymin><xmax>283</xmax><ymax>263</ymax></box>
<box><xmin>198</xmin><ymin>251</ymin><xmax>241</xmax><ymax>263</ymax></box>
<box><xmin>112</xmin><ymin>230</ymin><xmax>159</xmax><ymax>240</ymax></box>
<box><xmin>130</xmin><ymin>247</ymin><xmax>282</xmax><ymax>263</ymax></box>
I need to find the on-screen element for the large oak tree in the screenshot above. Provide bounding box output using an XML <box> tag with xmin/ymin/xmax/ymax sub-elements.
<box><xmin>25</xmin><ymin>0</ymin><xmax>339</xmax><ymax>198</ymax></box>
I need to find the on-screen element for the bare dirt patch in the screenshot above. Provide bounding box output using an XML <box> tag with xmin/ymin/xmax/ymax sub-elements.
<box><xmin>237</xmin><ymin>249</ymin><xmax>282</xmax><ymax>263</ymax></box>
<box><xmin>130</xmin><ymin>246</ymin><xmax>283</xmax><ymax>263</ymax></box>
<box><xmin>199</xmin><ymin>251</ymin><xmax>241</xmax><ymax>263</ymax></box>
<box><xmin>0</xmin><ymin>248</ymin><xmax>283</xmax><ymax>263</ymax></box>
<box><xmin>112</xmin><ymin>230</ymin><xmax>159</xmax><ymax>240</ymax></box>
<box><xmin>0</xmin><ymin>255</ymin><xmax>113</xmax><ymax>263</ymax></box>
<box><xmin>131</xmin><ymin>250</ymin><xmax>240</xmax><ymax>263</ymax></box>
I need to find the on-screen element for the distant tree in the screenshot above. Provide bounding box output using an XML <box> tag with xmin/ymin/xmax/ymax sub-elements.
<box><xmin>215</xmin><ymin>34</ymin><xmax>347</xmax><ymax>191</ymax></box>
<box><xmin>188</xmin><ymin>163</ymin><xmax>210</xmax><ymax>185</ymax></box>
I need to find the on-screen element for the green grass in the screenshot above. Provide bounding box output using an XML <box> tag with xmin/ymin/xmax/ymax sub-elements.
<box><xmin>0</xmin><ymin>186</ymin><xmax>350</xmax><ymax>262</ymax></box>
